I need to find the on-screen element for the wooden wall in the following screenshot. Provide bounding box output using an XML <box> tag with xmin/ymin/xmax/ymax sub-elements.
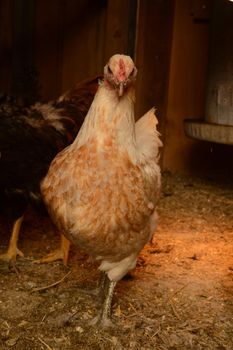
<box><xmin>0</xmin><ymin>0</ymin><xmax>13</xmax><ymax>93</ymax></box>
<box><xmin>2</xmin><ymin>0</ymin><xmax>230</xmax><ymax>176</ymax></box>
<box><xmin>35</xmin><ymin>0</ymin><xmax>107</xmax><ymax>100</ymax></box>
<box><xmin>162</xmin><ymin>0</ymin><xmax>211</xmax><ymax>174</ymax></box>
<box><xmin>135</xmin><ymin>0</ymin><xmax>174</xmax><ymax>129</ymax></box>
<box><xmin>0</xmin><ymin>0</ymin><xmax>134</xmax><ymax>100</ymax></box>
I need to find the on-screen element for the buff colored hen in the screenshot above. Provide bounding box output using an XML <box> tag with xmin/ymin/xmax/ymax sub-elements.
<box><xmin>41</xmin><ymin>54</ymin><xmax>162</xmax><ymax>327</ymax></box>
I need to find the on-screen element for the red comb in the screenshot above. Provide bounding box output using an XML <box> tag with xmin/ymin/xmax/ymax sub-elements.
<box><xmin>118</xmin><ymin>58</ymin><xmax>126</xmax><ymax>81</ymax></box>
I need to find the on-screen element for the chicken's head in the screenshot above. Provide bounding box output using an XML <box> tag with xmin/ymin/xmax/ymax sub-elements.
<box><xmin>104</xmin><ymin>54</ymin><xmax>137</xmax><ymax>97</ymax></box>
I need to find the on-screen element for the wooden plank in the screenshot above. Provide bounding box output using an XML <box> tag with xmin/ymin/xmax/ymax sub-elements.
<box><xmin>104</xmin><ymin>0</ymin><xmax>131</xmax><ymax>61</ymax></box>
<box><xmin>11</xmin><ymin>0</ymin><xmax>38</xmax><ymax>104</ymax></box>
<box><xmin>162</xmin><ymin>0</ymin><xmax>211</xmax><ymax>173</ymax></box>
<box><xmin>184</xmin><ymin>120</ymin><xmax>233</xmax><ymax>145</ymax></box>
<box><xmin>205</xmin><ymin>0</ymin><xmax>233</xmax><ymax>126</ymax></box>
<box><xmin>135</xmin><ymin>0</ymin><xmax>175</xmax><ymax>130</ymax></box>
<box><xmin>61</xmin><ymin>0</ymin><xmax>106</xmax><ymax>93</ymax></box>
<box><xmin>35</xmin><ymin>0</ymin><xmax>63</xmax><ymax>100</ymax></box>
<box><xmin>0</xmin><ymin>0</ymin><xmax>13</xmax><ymax>92</ymax></box>
<box><xmin>35</xmin><ymin>0</ymin><xmax>107</xmax><ymax>100</ymax></box>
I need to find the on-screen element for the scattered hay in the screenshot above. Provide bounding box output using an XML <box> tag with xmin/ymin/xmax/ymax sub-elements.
<box><xmin>0</xmin><ymin>173</ymin><xmax>232</xmax><ymax>349</ymax></box>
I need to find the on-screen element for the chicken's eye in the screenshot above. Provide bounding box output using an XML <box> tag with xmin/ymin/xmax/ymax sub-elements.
<box><xmin>129</xmin><ymin>67</ymin><xmax>136</xmax><ymax>77</ymax></box>
<box><xmin>107</xmin><ymin>66</ymin><xmax>113</xmax><ymax>74</ymax></box>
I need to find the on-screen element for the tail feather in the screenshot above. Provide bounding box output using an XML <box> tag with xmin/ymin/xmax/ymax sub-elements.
<box><xmin>135</xmin><ymin>108</ymin><xmax>162</xmax><ymax>164</ymax></box>
<box><xmin>57</xmin><ymin>75</ymin><xmax>102</xmax><ymax>104</ymax></box>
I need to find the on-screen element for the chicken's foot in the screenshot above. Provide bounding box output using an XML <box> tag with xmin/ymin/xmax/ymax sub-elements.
<box><xmin>0</xmin><ymin>216</ymin><xmax>24</xmax><ymax>262</ymax></box>
<box><xmin>34</xmin><ymin>234</ymin><xmax>70</xmax><ymax>266</ymax></box>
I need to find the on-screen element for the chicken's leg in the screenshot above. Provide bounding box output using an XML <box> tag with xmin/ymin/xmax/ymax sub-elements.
<box><xmin>0</xmin><ymin>215</ymin><xmax>24</xmax><ymax>262</ymax></box>
<box><xmin>34</xmin><ymin>233</ymin><xmax>71</xmax><ymax>265</ymax></box>
<box><xmin>98</xmin><ymin>271</ymin><xmax>107</xmax><ymax>296</ymax></box>
<box><xmin>90</xmin><ymin>274</ymin><xmax>117</xmax><ymax>327</ymax></box>
<box><xmin>101</xmin><ymin>277</ymin><xmax>117</xmax><ymax>319</ymax></box>
<box><xmin>90</xmin><ymin>271</ymin><xmax>107</xmax><ymax>299</ymax></box>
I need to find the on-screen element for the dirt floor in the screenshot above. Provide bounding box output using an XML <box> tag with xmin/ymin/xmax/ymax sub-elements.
<box><xmin>0</xmin><ymin>172</ymin><xmax>232</xmax><ymax>350</ymax></box>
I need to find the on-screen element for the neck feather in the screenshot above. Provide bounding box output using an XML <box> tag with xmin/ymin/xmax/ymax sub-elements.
<box><xmin>74</xmin><ymin>83</ymin><xmax>137</xmax><ymax>160</ymax></box>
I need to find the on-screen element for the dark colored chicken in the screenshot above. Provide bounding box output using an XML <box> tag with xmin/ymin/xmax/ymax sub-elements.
<box><xmin>0</xmin><ymin>76</ymin><xmax>100</xmax><ymax>263</ymax></box>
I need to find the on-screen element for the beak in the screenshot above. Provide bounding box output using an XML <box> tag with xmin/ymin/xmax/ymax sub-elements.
<box><xmin>118</xmin><ymin>82</ymin><xmax>124</xmax><ymax>97</ymax></box>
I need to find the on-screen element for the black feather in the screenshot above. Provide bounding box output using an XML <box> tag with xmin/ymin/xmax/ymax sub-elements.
<box><xmin>0</xmin><ymin>75</ymin><xmax>100</xmax><ymax>223</ymax></box>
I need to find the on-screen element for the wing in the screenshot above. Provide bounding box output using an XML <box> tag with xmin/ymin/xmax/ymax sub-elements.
<box><xmin>135</xmin><ymin>108</ymin><xmax>162</xmax><ymax>205</ymax></box>
<box><xmin>135</xmin><ymin>108</ymin><xmax>162</xmax><ymax>165</ymax></box>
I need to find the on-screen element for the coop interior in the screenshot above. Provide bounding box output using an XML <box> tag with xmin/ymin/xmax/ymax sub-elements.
<box><xmin>0</xmin><ymin>0</ymin><xmax>232</xmax><ymax>349</ymax></box>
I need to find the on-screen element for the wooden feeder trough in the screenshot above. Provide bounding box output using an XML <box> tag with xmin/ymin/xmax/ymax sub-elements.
<box><xmin>184</xmin><ymin>120</ymin><xmax>233</xmax><ymax>145</ymax></box>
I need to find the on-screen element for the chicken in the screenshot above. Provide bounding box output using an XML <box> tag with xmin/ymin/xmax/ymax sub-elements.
<box><xmin>0</xmin><ymin>75</ymin><xmax>100</xmax><ymax>264</ymax></box>
<box><xmin>41</xmin><ymin>54</ymin><xmax>162</xmax><ymax>327</ymax></box>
